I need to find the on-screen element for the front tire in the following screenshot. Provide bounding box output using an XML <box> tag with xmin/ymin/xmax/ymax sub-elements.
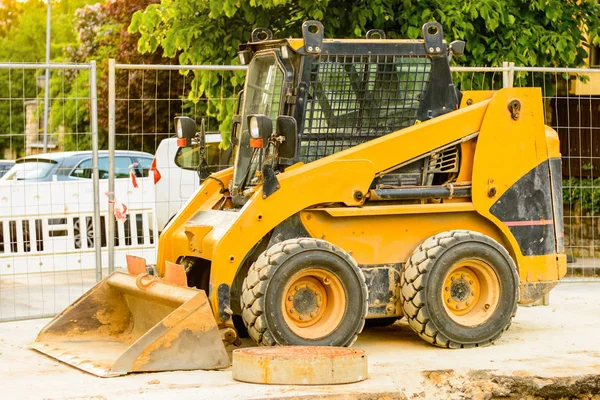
<box><xmin>400</xmin><ymin>230</ymin><xmax>518</xmax><ymax>348</ymax></box>
<box><xmin>241</xmin><ymin>238</ymin><xmax>368</xmax><ymax>347</ymax></box>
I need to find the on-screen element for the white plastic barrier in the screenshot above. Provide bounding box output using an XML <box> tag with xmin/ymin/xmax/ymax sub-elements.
<box><xmin>0</xmin><ymin>177</ymin><xmax>157</xmax><ymax>275</ymax></box>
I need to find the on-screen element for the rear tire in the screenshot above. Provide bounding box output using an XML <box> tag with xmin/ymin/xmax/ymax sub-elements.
<box><xmin>400</xmin><ymin>230</ymin><xmax>518</xmax><ymax>348</ymax></box>
<box><xmin>241</xmin><ymin>238</ymin><xmax>368</xmax><ymax>347</ymax></box>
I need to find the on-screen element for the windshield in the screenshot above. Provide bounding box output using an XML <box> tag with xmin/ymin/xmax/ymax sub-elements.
<box><xmin>233</xmin><ymin>53</ymin><xmax>284</xmax><ymax>188</ymax></box>
<box><xmin>1</xmin><ymin>160</ymin><xmax>56</xmax><ymax>181</ymax></box>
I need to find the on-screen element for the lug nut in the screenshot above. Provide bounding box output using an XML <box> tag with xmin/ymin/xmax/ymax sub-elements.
<box><xmin>290</xmin><ymin>308</ymin><xmax>296</xmax><ymax>314</ymax></box>
<box><xmin>310</xmin><ymin>312</ymin><xmax>316</xmax><ymax>318</ymax></box>
<box><xmin>484</xmin><ymin>304</ymin><xmax>490</xmax><ymax>310</ymax></box>
<box><xmin>288</xmin><ymin>296</ymin><xmax>293</xmax><ymax>301</ymax></box>
<box><xmin>447</xmin><ymin>298</ymin><xmax>451</xmax><ymax>303</ymax></box>
<box><xmin>445</xmin><ymin>287</ymin><xmax>449</xmax><ymax>291</ymax></box>
<box><xmin>469</xmin><ymin>280</ymin><xmax>474</xmax><ymax>284</ymax></box>
<box><xmin>323</xmin><ymin>277</ymin><xmax>331</xmax><ymax>285</ymax></box>
<box><xmin>299</xmin><ymin>315</ymin><xmax>304</xmax><ymax>321</ymax></box>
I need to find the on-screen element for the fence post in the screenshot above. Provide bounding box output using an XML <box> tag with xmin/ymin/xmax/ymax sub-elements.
<box><xmin>108</xmin><ymin>59</ymin><xmax>116</xmax><ymax>273</ymax></box>
<box><xmin>502</xmin><ymin>61</ymin><xmax>515</xmax><ymax>88</ymax></box>
<box><xmin>89</xmin><ymin>60</ymin><xmax>102</xmax><ymax>283</ymax></box>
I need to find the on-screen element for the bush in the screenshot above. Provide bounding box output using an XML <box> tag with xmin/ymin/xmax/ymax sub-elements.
<box><xmin>563</xmin><ymin>178</ymin><xmax>600</xmax><ymax>216</ymax></box>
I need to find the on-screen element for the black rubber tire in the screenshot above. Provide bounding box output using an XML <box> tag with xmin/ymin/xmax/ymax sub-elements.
<box><xmin>240</xmin><ymin>238</ymin><xmax>368</xmax><ymax>347</ymax></box>
<box><xmin>400</xmin><ymin>230</ymin><xmax>519</xmax><ymax>348</ymax></box>
<box><xmin>365</xmin><ymin>317</ymin><xmax>398</xmax><ymax>328</ymax></box>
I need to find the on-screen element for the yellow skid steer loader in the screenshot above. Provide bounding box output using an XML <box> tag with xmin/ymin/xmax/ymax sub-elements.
<box><xmin>33</xmin><ymin>21</ymin><xmax>566</xmax><ymax>376</ymax></box>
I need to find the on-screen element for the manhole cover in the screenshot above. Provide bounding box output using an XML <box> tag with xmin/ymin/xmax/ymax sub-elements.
<box><xmin>232</xmin><ymin>346</ymin><xmax>368</xmax><ymax>385</ymax></box>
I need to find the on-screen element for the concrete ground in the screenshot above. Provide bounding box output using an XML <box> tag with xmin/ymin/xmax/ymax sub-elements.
<box><xmin>0</xmin><ymin>268</ymin><xmax>120</xmax><ymax>321</ymax></box>
<box><xmin>0</xmin><ymin>282</ymin><xmax>599</xmax><ymax>399</ymax></box>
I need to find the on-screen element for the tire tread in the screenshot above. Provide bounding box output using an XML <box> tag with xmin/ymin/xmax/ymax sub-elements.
<box><xmin>400</xmin><ymin>230</ymin><xmax>518</xmax><ymax>349</ymax></box>
<box><xmin>241</xmin><ymin>237</ymin><xmax>368</xmax><ymax>347</ymax></box>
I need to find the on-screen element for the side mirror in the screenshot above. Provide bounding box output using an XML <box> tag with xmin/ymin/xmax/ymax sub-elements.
<box><xmin>276</xmin><ymin>116</ymin><xmax>297</xmax><ymax>160</ymax></box>
<box><xmin>174</xmin><ymin>116</ymin><xmax>197</xmax><ymax>148</ymax></box>
<box><xmin>247</xmin><ymin>114</ymin><xmax>272</xmax><ymax>148</ymax></box>
<box><xmin>449</xmin><ymin>40</ymin><xmax>466</xmax><ymax>57</ymax></box>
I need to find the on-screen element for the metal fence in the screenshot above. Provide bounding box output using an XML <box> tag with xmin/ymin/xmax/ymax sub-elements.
<box><xmin>0</xmin><ymin>62</ymin><xmax>101</xmax><ymax>321</ymax></box>
<box><xmin>106</xmin><ymin>61</ymin><xmax>245</xmax><ymax>273</ymax></box>
<box><xmin>1</xmin><ymin>60</ymin><xmax>598</xmax><ymax>321</ymax></box>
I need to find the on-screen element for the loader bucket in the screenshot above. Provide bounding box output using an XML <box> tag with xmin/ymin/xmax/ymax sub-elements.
<box><xmin>31</xmin><ymin>272</ymin><xmax>230</xmax><ymax>377</ymax></box>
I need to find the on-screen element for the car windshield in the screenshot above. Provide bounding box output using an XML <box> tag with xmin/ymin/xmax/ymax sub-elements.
<box><xmin>0</xmin><ymin>160</ymin><xmax>56</xmax><ymax>181</ymax></box>
<box><xmin>233</xmin><ymin>53</ymin><xmax>284</xmax><ymax>188</ymax></box>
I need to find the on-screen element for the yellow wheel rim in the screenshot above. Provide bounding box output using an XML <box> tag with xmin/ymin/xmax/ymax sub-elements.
<box><xmin>442</xmin><ymin>259</ymin><xmax>500</xmax><ymax>327</ymax></box>
<box><xmin>282</xmin><ymin>268</ymin><xmax>346</xmax><ymax>339</ymax></box>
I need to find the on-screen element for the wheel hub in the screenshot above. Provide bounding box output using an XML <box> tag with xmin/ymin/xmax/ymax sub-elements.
<box><xmin>444</xmin><ymin>267</ymin><xmax>480</xmax><ymax>315</ymax></box>
<box><xmin>285</xmin><ymin>277</ymin><xmax>326</xmax><ymax>326</ymax></box>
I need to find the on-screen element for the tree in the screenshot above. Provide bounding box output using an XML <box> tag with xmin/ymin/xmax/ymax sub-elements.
<box><xmin>129</xmin><ymin>0</ymin><xmax>600</xmax><ymax>145</ymax></box>
<box><xmin>0</xmin><ymin>0</ymin><xmax>98</xmax><ymax>158</ymax></box>
<box><xmin>61</xmin><ymin>0</ymin><xmax>187</xmax><ymax>154</ymax></box>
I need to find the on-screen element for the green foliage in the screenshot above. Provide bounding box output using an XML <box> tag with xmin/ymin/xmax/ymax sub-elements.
<box><xmin>129</xmin><ymin>0</ymin><xmax>600</xmax><ymax>144</ymax></box>
<box><xmin>0</xmin><ymin>0</ymin><xmax>98</xmax><ymax>158</ymax></box>
<box><xmin>563</xmin><ymin>178</ymin><xmax>600</xmax><ymax>216</ymax></box>
<box><xmin>63</xmin><ymin>0</ymin><xmax>188</xmax><ymax>154</ymax></box>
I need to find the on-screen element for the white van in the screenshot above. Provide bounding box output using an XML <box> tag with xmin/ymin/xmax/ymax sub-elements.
<box><xmin>151</xmin><ymin>135</ymin><xmax>232</xmax><ymax>232</ymax></box>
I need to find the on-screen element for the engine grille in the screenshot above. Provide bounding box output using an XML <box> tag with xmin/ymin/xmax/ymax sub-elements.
<box><xmin>428</xmin><ymin>146</ymin><xmax>459</xmax><ymax>173</ymax></box>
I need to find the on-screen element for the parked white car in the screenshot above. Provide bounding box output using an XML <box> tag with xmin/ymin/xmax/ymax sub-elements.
<box><xmin>152</xmin><ymin>135</ymin><xmax>232</xmax><ymax>232</ymax></box>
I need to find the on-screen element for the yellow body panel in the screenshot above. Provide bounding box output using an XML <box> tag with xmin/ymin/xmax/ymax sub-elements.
<box><xmin>157</xmin><ymin>87</ymin><xmax>564</xmax><ymax>319</ymax></box>
<box><xmin>545</xmin><ymin>125</ymin><xmax>561</xmax><ymax>159</ymax></box>
<box><xmin>460</xmin><ymin>90</ymin><xmax>495</xmax><ymax>107</ymax></box>
<box><xmin>287</xmin><ymin>38</ymin><xmax>428</xmax><ymax>50</ymax></box>
<box><xmin>471</xmin><ymin>88</ymin><xmax>562</xmax><ymax>283</ymax></box>
<box><xmin>299</xmin><ymin>209</ymin><xmax>509</xmax><ymax>265</ymax></box>
<box><xmin>313</xmin><ymin>202</ymin><xmax>475</xmax><ymax>217</ymax></box>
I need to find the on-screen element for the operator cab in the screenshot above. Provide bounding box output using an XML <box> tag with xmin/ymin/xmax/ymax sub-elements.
<box><xmin>176</xmin><ymin>21</ymin><xmax>466</xmax><ymax>206</ymax></box>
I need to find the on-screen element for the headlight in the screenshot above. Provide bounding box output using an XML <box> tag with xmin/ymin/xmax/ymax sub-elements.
<box><xmin>249</xmin><ymin>117</ymin><xmax>260</xmax><ymax>139</ymax></box>
<box><xmin>176</xmin><ymin>119</ymin><xmax>183</xmax><ymax>138</ymax></box>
